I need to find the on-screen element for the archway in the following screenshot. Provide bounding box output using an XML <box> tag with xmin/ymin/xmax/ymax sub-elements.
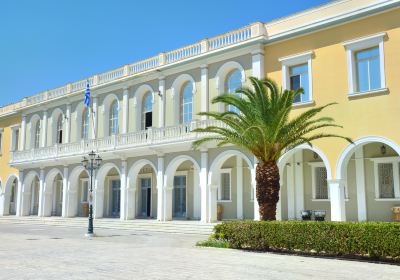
<box><xmin>209</xmin><ymin>150</ymin><xmax>253</xmax><ymax>221</ymax></box>
<box><xmin>21</xmin><ymin>171</ymin><xmax>40</xmax><ymax>216</ymax></box>
<box><xmin>0</xmin><ymin>174</ymin><xmax>18</xmax><ymax>215</ymax></box>
<box><xmin>278</xmin><ymin>145</ymin><xmax>332</xmax><ymax>221</ymax></box>
<box><xmin>95</xmin><ymin>163</ymin><xmax>121</xmax><ymax>218</ymax></box>
<box><xmin>126</xmin><ymin>159</ymin><xmax>158</xmax><ymax>219</ymax></box>
<box><xmin>336</xmin><ymin>136</ymin><xmax>400</xmax><ymax>221</ymax></box>
<box><xmin>43</xmin><ymin>168</ymin><xmax>63</xmax><ymax>217</ymax></box>
<box><xmin>164</xmin><ymin>155</ymin><xmax>201</xmax><ymax>221</ymax></box>
<box><xmin>68</xmin><ymin>166</ymin><xmax>90</xmax><ymax>217</ymax></box>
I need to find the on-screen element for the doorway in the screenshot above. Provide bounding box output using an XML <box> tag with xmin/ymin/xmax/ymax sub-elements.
<box><xmin>140</xmin><ymin>177</ymin><xmax>151</xmax><ymax>217</ymax></box>
<box><xmin>173</xmin><ymin>175</ymin><xmax>186</xmax><ymax>218</ymax></box>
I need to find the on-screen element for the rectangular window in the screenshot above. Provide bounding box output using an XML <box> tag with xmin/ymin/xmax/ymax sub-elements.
<box><xmin>315</xmin><ymin>167</ymin><xmax>328</xmax><ymax>200</ymax></box>
<box><xmin>14</xmin><ymin>129</ymin><xmax>19</xmax><ymax>151</ymax></box>
<box><xmin>219</xmin><ymin>172</ymin><xmax>231</xmax><ymax>201</ymax></box>
<box><xmin>378</xmin><ymin>163</ymin><xmax>394</xmax><ymax>198</ymax></box>
<box><xmin>355</xmin><ymin>47</ymin><xmax>381</xmax><ymax>92</ymax></box>
<box><xmin>289</xmin><ymin>63</ymin><xmax>310</xmax><ymax>103</ymax></box>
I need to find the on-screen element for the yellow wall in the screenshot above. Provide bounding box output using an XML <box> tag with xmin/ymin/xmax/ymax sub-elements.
<box><xmin>265</xmin><ymin>9</ymin><xmax>400</xmax><ymax>178</ymax></box>
<box><xmin>0</xmin><ymin>115</ymin><xmax>20</xmax><ymax>192</ymax></box>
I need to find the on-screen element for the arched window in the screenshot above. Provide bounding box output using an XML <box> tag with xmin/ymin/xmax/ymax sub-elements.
<box><xmin>34</xmin><ymin>121</ymin><xmax>41</xmax><ymax>148</ymax></box>
<box><xmin>225</xmin><ymin>69</ymin><xmax>242</xmax><ymax>113</ymax></box>
<box><xmin>109</xmin><ymin>100</ymin><xmax>119</xmax><ymax>135</ymax></box>
<box><xmin>56</xmin><ymin>115</ymin><xmax>63</xmax><ymax>144</ymax></box>
<box><xmin>142</xmin><ymin>92</ymin><xmax>152</xmax><ymax>129</ymax></box>
<box><xmin>82</xmin><ymin>108</ymin><xmax>90</xmax><ymax>140</ymax></box>
<box><xmin>180</xmin><ymin>82</ymin><xmax>193</xmax><ymax>123</ymax></box>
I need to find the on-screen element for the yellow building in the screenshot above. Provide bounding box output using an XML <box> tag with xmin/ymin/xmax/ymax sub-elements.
<box><xmin>0</xmin><ymin>113</ymin><xmax>20</xmax><ymax>215</ymax></box>
<box><xmin>0</xmin><ymin>0</ymin><xmax>399</xmax><ymax>222</ymax></box>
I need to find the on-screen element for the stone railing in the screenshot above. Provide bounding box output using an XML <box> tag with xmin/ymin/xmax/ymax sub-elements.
<box><xmin>0</xmin><ymin>22</ymin><xmax>265</xmax><ymax>117</ymax></box>
<box><xmin>10</xmin><ymin>119</ymin><xmax>225</xmax><ymax>165</ymax></box>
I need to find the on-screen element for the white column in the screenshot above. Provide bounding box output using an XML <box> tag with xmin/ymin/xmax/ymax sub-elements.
<box><xmin>355</xmin><ymin>147</ymin><xmax>367</xmax><ymax>221</ymax></box>
<box><xmin>157</xmin><ymin>156</ymin><xmax>164</xmax><ymax>221</ymax></box>
<box><xmin>41</xmin><ymin>111</ymin><xmax>48</xmax><ymax>147</ymax></box>
<box><xmin>16</xmin><ymin>171</ymin><xmax>24</xmax><ymax>216</ymax></box>
<box><xmin>294</xmin><ymin>152</ymin><xmax>305</xmax><ymax>219</ymax></box>
<box><xmin>193</xmin><ymin>169</ymin><xmax>201</xmax><ymax>219</ymax></box>
<box><xmin>65</xmin><ymin>104</ymin><xmax>71</xmax><ymax>143</ymax></box>
<box><xmin>286</xmin><ymin>159</ymin><xmax>295</xmax><ymax>220</ymax></box>
<box><xmin>252</xmin><ymin>156</ymin><xmax>260</xmax><ymax>220</ymax></box>
<box><xmin>120</xmin><ymin>160</ymin><xmax>127</xmax><ymax>220</ymax></box>
<box><xmin>62</xmin><ymin>166</ymin><xmax>68</xmax><ymax>217</ymax></box>
<box><xmin>236</xmin><ymin>156</ymin><xmax>243</xmax><ymax>220</ymax></box>
<box><xmin>38</xmin><ymin>169</ymin><xmax>45</xmax><ymax>217</ymax></box>
<box><xmin>158</xmin><ymin>77</ymin><xmax>166</xmax><ymax>128</ymax></box>
<box><xmin>91</xmin><ymin>96</ymin><xmax>98</xmax><ymax>139</ymax></box>
<box><xmin>208</xmin><ymin>185</ymin><xmax>218</xmax><ymax>223</ymax></box>
<box><xmin>126</xmin><ymin>183</ymin><xmax>136</xmax><ymax>220</ymax></box>
<box><xmin>200</xmin><ymin>150</ymin><xmax>209</xmax><ymax>222</ymax></box>
<box><xmin>20</xmin><ymin>115</ymin><xmax>26</xmax><ymax>150</ymax></box>
<box><xmin>251</xmin><ymin>46</ymin><xmax>265</xmax><ymax>79</ymax></box>
<box><xmin>200</xmin><ymin>65</ymin><xmax>209</xmax><ymax>119</ymax></box>
<box><xmin>329</xmin><ymin>179</ymin><xmax>346</xmax><ymax>221</ymax></box>
<box><xmin>122</xmin><ymin>87</ymin><xmax>129</xmax><ymax>134</ymax></box>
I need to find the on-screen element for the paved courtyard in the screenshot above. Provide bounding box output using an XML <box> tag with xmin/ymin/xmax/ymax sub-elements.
<box><xmin>0</xmin><ymin>222</ymin><xmax>399</xmax><ymax>280</ymax></box>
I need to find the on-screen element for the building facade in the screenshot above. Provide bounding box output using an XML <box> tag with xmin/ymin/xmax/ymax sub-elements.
<box><xmin>0</xmin><ymin>0</ymin><xmax>400</xmax><ymax>222</ymax></box>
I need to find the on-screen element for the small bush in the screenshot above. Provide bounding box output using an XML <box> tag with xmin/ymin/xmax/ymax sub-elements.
<box><xmin>196</xmin><ymin>238</ymin><xmax>230</xmax><ymax>248</ymax></box>
<box><xmin>213</xmin><ymin>221</ymin><xmax>400</xmax><ymax>262</ymax></box>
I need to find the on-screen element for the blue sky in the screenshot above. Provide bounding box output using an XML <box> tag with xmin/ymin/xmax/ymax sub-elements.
<box><xmin>0</xmin><ymin>0</ymin><xmax>331</xmax><ymax>106</ymax></box>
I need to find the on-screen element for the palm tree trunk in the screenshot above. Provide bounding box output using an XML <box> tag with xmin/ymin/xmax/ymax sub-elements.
<box><xmin>256</xmin><ymin>161</ymin><xmax>280</xmax><ymax>220</ymax></box>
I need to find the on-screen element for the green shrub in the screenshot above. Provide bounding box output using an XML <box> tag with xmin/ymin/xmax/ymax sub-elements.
<box><xmin>196</xmin><ymin>238</ymin><xmax>230</xmax><ymax>248</ymax></box>
<box><xmin>213</xmin><ymin>221</ymin><xmax>400</xmax><ymax>262</ymax></box>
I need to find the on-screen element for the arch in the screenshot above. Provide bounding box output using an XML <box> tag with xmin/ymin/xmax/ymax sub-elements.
<box><xmin>336</xmin><ymin>136</ymin><xmax>400</xmax><ymax>179</ymax></box>
<box><xmin>21</xmin><ymin>170</ymin><xmax>40</xmax><ymax>216</ymax></box>
<box><xmin>171</xmin><ymin>74</ymin><xmax>196</xmax><ymax>125</ymax></box>
<box><xmin>67</xmin><ymin>166</ymin><xmax>90</xmax><ymax>217</ymax></box>
<box><xmin>50</xmin><ymin>108</ymin><xmax>64</xmax><ymax>145</ymax></box>
<box><xmin>165</xmin><ymin>155</ymin><xmax>200</xmax><ymax>188</ymax></box>
<box><xmin>215</xmin><ymin>61</ymin><xmax>246</xmax><ymax>93</ymax></box>
<box><xmin>95</xmin><ymin>162</ymin><xmax>121</xmax><ymax>218</ymax></box>
<box><xmin>43</xmin><ymin>168</ymin><xmax>63</xmax><ymax>216</ymax></box>
<box><xmin>208</xmin><ymin>150</ymin><xmax>253</xmax><ymax>185</ymax></box>
<box><xmin>134</xmin><ymin>84</ymin><xmax>155</xmax><ymax>131</ymax></box>
<box><xmin>278</xmin><ymin>144</ymin><xmax>332</xmax><ymax>180</ymax></box>
<box><xmin>127</xmin><ymin>159</ymin><xmax>157</xmax><ymax>190</ymax></box>
<box><xmin>0</xmin><ymin>174</ymin><xmax>18</xmax><ymax>216</ymax></box>
<box><xmin>44</xmin><ymin>168</ymin><xmax>63</xmax><ymax>193</ymax></box>
<box><xmin>102</xmin><ymin>93</ymin><xmax>120</xmax><ymax>137</ymax></box>
<box><xmin>29</xmin><ymin>114</ymin><xmax>41</xmax><ymax>149</ymax></box>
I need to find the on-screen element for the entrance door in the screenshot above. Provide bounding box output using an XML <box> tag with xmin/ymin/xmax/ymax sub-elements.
<box><xmin>9</xmin><ymin>182</ymin><xmax>17</xmax><ymax>215</ymax></box>
<box><xmin>140</xmin><ymin>178</ymin><xmax>151</xmax><ymax>217</ymax></box>
<box><xmin>30</xmin><ymin>181</ymin><xmax>39</xmax><ymax>215</ymax></box>
<box><xmin>55</xmin><ymin>180</ymin><xmax>63</xmax><ymax>216</ymax></box>
<box><xmin>111</xmin><ymin>179</ymin><xmax>121</xmax><ymax>217</ymax></box>
<box><xmin>173</xmin><ymin>176</ymin><xmax>186</xmax><ymax>218</ymax></box>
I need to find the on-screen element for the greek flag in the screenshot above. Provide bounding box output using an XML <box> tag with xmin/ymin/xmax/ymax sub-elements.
<box><xmin>84</xmin><ymin>81</ymin><xmax>90</xmax><ymax>107</ymax></box>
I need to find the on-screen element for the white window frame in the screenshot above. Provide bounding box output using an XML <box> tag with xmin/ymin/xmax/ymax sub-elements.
<box><xmin>370</xmin><ymin>157</ymin><xmax>400</xmax><ymax>201</ymax></box>
<box><xmin>343</xmin><ymin>32</ymin><xmax>387</xmax><ymax>96</ymax></box>
<box><xmin>9</xmin><ymin>125</ymin><xmax>20</xmax><ymax>152</ymax></box>
<box><xmin>279</xmin><ymin>51</ymin><xmax>313</xmax><ymax>106</ymax></box>
<box><xmin>218</xmin><ymin>168</ymin><xmax>232</xmax><ymax>202</ymax></box>
<box><xmin>308</xmin><ymin>162</ymin><xmax>329</xmax><ymax>201</ymax></box>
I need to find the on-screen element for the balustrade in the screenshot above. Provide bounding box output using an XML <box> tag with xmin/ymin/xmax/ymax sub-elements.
<box><xmin>10</xmin><ymin>120</ymin><xmax>224</xmax><ymax>164</ymax></box>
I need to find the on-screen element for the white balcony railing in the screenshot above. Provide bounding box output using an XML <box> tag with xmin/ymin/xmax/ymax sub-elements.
<box><xmin>10</xmin><ymin>120</ymin><xmax>226</xmax><ymax>165</ymax></box>
<box><xmin>0</xmin><ymin>23</ymin><xmax>263</xmax><ymax>117</ymax></box>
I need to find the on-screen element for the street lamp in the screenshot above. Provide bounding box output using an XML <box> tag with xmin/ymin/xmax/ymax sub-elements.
<box><xmin>81</xmin><ymin>150</ymin><xmax>102</xmax><ymax>237</ymax></box>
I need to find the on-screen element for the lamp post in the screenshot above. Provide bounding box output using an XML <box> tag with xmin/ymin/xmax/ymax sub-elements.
<box><xmin>82</xmin><ymin>150</ymin><xmax>102</xmax><ymax>237</ymax></box>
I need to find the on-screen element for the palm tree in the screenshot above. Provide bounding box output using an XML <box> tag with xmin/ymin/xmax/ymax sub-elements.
<box><xmin>193</xmin><ymin>77</ymin><xmax>351</xmax><ymax>221</ymax></box>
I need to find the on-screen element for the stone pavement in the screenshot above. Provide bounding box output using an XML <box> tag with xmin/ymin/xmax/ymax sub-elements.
<box><xmin>0</xmin><ymin>222</ymin><xmax>399</xmax><ymax>280</ymax></box>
